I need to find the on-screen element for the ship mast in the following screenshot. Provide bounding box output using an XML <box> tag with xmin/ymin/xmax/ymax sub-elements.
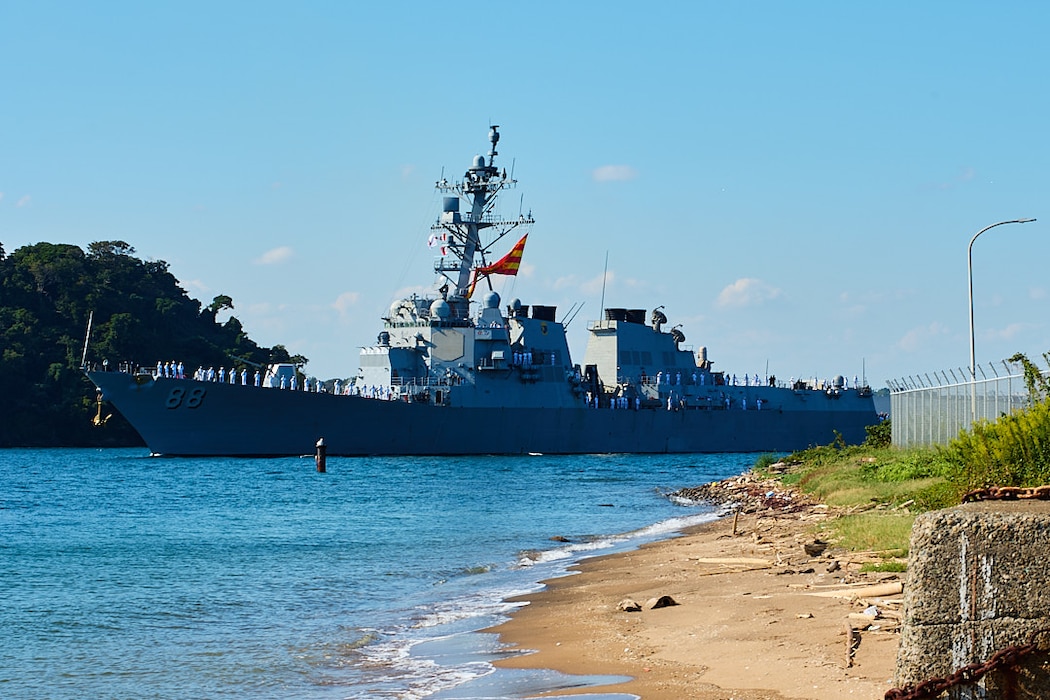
<box><xmin>432</xmin><ymin>126</ymin><xmax>533</xmax><ymax>314</ymax></box>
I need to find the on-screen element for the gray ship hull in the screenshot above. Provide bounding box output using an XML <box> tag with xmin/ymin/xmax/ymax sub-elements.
<box><xmin>88</xmin><ymin>371</ymin><xmax>879</xmax><ymax>456</ymax></box>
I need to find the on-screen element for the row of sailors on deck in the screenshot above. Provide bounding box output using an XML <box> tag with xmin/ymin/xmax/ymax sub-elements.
<box><xmin>154</xmin><ymin>359</ymin><xmax>403</xmax><ymax>399</ymax></box>
<box><xmin>156</xmin><ymin>361</ymin><xmax>185</xmax><ymax>379</ymax></box>
<box><xmin>644</xmin><ymin>371</ymin><xmax>862</xmax><ymax>390</ymax></box>
<box><xmin>646</xmin><ymin>371</ymin><xmax>698</xmax><ymax>386</ymax></box>
<box><xmin>586</xmin><ymin>394</ymin><xmax>642</xmax><ymax>410</ymax></box>
<box><xmin>585</xmin><ymin>392</ymin><xmax>767</xmax><ymax>411</ymax></box>
<box><xmin>646</xmin><ymin>371</ymin><xmax>766</xmax><ymax>387</ymax></box>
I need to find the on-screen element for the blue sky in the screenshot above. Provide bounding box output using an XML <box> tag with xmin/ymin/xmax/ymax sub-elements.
<box><xmin>2</xmin><ymin>2</ymin><xmax>1046</xmax><ymax>386</ymax></box>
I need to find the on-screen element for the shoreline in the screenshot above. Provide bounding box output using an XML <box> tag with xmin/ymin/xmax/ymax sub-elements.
<box><xmin>488</xmin><ymin>472</ymin><xmax>903</xmax><ymax>699</ymax></box>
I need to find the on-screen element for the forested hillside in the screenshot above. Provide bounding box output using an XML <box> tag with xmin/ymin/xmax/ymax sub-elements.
<box><xmin>0</xmin><ymin>241</ymin><xmax>302</xmax><ymax>447</ymax></box>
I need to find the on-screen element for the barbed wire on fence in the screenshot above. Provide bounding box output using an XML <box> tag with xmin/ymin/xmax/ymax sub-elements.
<box><xmin>888</xmin><ymin>359</ymin><xmax>1049</xmax><ymax>447</ymax></box>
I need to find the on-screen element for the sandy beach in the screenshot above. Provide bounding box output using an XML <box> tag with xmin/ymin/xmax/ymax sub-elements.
<box><xmin>490</xmin><ymin>474</ymin><xmax>904</xmax><ymax>699</ymax></box>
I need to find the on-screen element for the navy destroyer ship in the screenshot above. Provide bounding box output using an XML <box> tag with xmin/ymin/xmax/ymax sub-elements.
<box><xmin>85</xmin><ymin>127</ymin><xmax>878</xmax><ymax>456</ymax></box>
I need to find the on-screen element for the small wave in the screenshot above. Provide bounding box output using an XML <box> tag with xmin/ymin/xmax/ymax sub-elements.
<box><xmin>630</xmin><ymin>512</ymin><xmax>720</xmax><ymax>537</ymax></box>
<box><xmin>516</xmin><ymin>510</ymin><xmax>719</xmax><ymax>568</ymax></box>
<box><xmin>517</xmin><ymin>536</ymin><xmax>618</xmax><ymax>566</ymax></box>
<box><xmin>350</xmin><ymin>509</ymin><xmax>722</xmax><ymax>698</ymax></box>
<box><xmin>460</xmin><ymin>564</ymin><xmax>492</xmax><ymax>576</ymax></box>
<box><xmin>410</xmin><ymin>588</ymin><xmax>531</xmax><ymax>631</ymax></box>
<box><xmin>349</xmin><ymin>634</ymin><xmax>493</xmax><ymax>699</ymax></box>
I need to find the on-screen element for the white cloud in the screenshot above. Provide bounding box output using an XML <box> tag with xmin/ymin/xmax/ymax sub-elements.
<box><xmin>921</xmin><ymin>166</ymin><xmax>978</xmax><ymax>192</ymax></box>
<box><xmin>254</xmin><ymin>246</ymin><xmax>294</xmax><ymax>265</ymax></box>
<box><xmin>715</xmin><ymin>278</ymin><xmax>782</xmax><ymax>308</ymax></box>
<box><xmin>182</xmin><ymin>278</ymin><xmax>210</xmax><ymax>294</ymax></box>
<box><xmin>401</xmin><ymin>164</ymin><xmax>416</xmax><ymax>180</ymax></box>
<box><xmin>331</xmin><ymin>291</ymin><xmax>360</xmax><ymax>316</ymax></box>
<box><xmin>16</xmin><ymin>195</ymin><xmax>30</xmax><ymax>207</ymax></box>
<box><xmin>897</xmin><ymin>321</ymin><xmax>949</xmax><ymax>352</ymax></box>
<box><xmin>551</xmin><ymin>274</ymin><xmax>579</xmax><ymax>291</ymax></box>
<box><xmin>592</xmin><ymin>165</ymin><xmax>638</xmax><ymax>182</ymax></box>
<box><xmin>988</xmin><ymin>322</ymin><xmax>1029</xmax><ymax>341</ymax></box>
<box><xmin>581</xmin><ymin>270</ymin><xmax>613</xmax><ymax>296</ymax></box>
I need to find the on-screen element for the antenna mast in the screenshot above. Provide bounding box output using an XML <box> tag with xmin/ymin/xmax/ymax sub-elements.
<box><xmin>599</xmin><ymin>251</ymin><xmax>609</xmax><ymax>319</ymax></box>
<box><xmin>80</xmin><ymin>311</ymin><xmax>93</xmax><ymax>369</ymax></box>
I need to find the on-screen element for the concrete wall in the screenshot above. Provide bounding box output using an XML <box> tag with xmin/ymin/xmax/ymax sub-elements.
<box><xmin>896</xmin><ymin>501</ymin><xmax>1050</xmax><ymax>698</ymax></box>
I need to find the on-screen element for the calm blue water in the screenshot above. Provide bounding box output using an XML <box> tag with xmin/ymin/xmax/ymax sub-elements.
<box><xmin>0</xmin><ymin>449</ymin><xmax>758</xmax><ymax>699</ymax></box>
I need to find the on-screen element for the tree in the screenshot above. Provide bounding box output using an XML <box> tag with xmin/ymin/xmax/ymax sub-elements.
<box><xmin>269</xmin><ymin>344</ymin><xmax>309</xmax><ymax>370</ymax></box>
<box><xmin>0</xmin><ymin>242</ymin><xmax>302</xmax><ymax>447</ymax></box>
<box><xmin>1008</xmin><ymin>352</ymin><xmax>1050</xmax><ymax>406</ymax></box>
<box><xmin>208</xmin><ymin>294</ymin><xmax>234</xmax><ymax>314</ymax></box>
<box><xmin>87</xmin><ymin>240</ymin><xmax>136</xmax><ymax>258</ymax></box>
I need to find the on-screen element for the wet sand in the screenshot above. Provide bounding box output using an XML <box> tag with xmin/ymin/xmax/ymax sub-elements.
<box><xmin>490</xmin><ymin>474</ymin><xmax>903</xmax><ymax>699</ymax></box>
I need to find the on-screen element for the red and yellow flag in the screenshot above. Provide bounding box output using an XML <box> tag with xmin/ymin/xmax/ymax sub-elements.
<box><xmin>468</xmin><ymin>234</ymin><xmax>528</xmax><ymax>298</ymax></box>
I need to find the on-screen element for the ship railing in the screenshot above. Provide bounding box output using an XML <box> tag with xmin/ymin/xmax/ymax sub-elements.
<box><xmin>634</xmin><ymin>374</ymin><xmax>712</xmax><ymax>388</ymax></box>
<box><xmin>888</xmin><ymin>360</ymin><xmax>1041</xmax><ymax>447</ymax></box>
<box><xmin>389</xmin><ymin>376</ymin><xmax>462</xmax><ymax>388</ymax></box>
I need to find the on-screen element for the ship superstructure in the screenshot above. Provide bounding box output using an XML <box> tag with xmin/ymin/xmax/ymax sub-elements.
<box><xmin>85</xmin><ymin>128</ymin><xmax>879</xmax><ymax>456</ymax></box>
<box><xmin>356</xmin><ymin>126</ymin><xmax>578</xmax><ymax>410</ymax></box>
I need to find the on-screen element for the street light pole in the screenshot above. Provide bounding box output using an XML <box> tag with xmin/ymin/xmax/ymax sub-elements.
<box><xmin>968</xmin><ymin>217</ymin><xmax>1037</xmax><ymax>423</ymax></box>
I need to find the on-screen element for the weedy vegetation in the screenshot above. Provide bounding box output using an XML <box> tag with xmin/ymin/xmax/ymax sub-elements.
<box><xmin>760</xmin><ymin>352</ymin><xmax>1050</xmax><ymax>560</ymax></box>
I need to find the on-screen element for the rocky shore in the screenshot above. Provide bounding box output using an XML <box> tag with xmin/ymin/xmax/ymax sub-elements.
<box><xmin>490</xmin><ymin>469</ymin><xmax>905</xmax><ymax>699</ymax></box>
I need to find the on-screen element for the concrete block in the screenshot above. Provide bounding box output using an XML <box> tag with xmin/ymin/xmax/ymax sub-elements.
<box><xmin>895</xmin><ymin>501</ymin><xmax>1050</xmax><ymax>697</ymax></box>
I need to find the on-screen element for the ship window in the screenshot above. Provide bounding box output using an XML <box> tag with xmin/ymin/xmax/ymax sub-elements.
<box><xmin>632</xmin><ymin>351</ymin><xmax>641</xmax><ymax>365</ymax></box>
<box><xmin>641</xmin><ymin>352</ymin><xmax>653</xmax><ymax>365</ymax></box>
<box><xmin>619</xmin><ymin>350</ymin><xmax>631</xmax><ymax>365</ymax></box>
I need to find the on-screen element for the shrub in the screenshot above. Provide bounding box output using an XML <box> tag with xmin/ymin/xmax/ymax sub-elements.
<box><xmin>911</xmin><ymin>479</ymin><xmax>964</xmax><ymax>511</ymax></box>
<box><xmin>859</xmin><ymin>449</ymin><xmax>950</xmax><ymax>483</ymax></box>
<box><xmin>752</xmin><ymin>453</ymin><xmax>780</xmax><ymax>472</ymax></box>
<box><xmin>942</xmin><ymin>397</ymin><xmax>1050</xmax><ymax>491</ymax></box>
<box><xmin>864</xmin><ymin>419</ymin><xmax>892</xmax><ymax>448</ymax></box>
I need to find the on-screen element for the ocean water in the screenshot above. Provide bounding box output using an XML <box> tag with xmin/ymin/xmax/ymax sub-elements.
<box><xmin>0</xmin><ymin>449</ymin><xmax>759</xmax><ymax>699</ymax></box>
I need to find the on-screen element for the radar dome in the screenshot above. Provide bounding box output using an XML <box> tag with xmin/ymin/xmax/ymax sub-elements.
<box><xmin>472</xmin><ymin>155</ymin><xmax>486</xmax><ymax>169</ymax></box>
<box><xmin>482</xmin><ymin>291</ymin><xmax>500</xmax><ymax>309</ymax></box>
<box><xmin>430</xmin><ymin>299</ymin><xmax>451</xmax><ymax>319</ymax></box>
<box><xmin>510</xmin><ymin>298</ymin><xmax>522</xmax><ymax>311</ymax></box>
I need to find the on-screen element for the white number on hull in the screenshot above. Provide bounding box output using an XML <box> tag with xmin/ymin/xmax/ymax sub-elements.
<box><xmin>165</xmin><ymin>387</ymin><xmax>206</xmax><ymax>409</ymax></box>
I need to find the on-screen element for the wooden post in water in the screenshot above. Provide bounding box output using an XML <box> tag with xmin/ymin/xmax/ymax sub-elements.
<box><xmin>315</xmin><ymin>437</ymin><xmax>327</xmax><ymax>473</ymax></box>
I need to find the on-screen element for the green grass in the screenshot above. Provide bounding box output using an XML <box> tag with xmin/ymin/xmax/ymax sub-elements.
<box><xmin>819</xmin><ymin>512</ymin><xmax>915</xmax><ymax>555</ymax></box>
<box><xmin>789</xmin><ymin>445</ymin><xmax>952</xmax><ymax>509</ymax></box>
<box><xmin>759</xmin><ymin>438</ymin><xmax>950</xmax><ymax>555</ymax></box>
<box><xmin>860</xmin><ymin>561</ymin><xmax>908</xmax><ymax>573</ymax></box>
<box><xmin>753</xmin><ymin>397</ymin><xmax>1050</xmax><ymax>555</ymax></box>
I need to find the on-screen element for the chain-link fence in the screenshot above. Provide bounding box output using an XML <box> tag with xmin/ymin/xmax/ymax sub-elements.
<box><xmin>889</xmin><ymin>361</ymin><xmax>1037</xmax><ymax>447</ymax></box>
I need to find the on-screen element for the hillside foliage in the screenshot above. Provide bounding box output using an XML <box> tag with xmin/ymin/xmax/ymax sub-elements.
<box><xmin>0</xmin><ymin>241</ymin><xmax>303</xmax><ymax>447</ymax></box>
